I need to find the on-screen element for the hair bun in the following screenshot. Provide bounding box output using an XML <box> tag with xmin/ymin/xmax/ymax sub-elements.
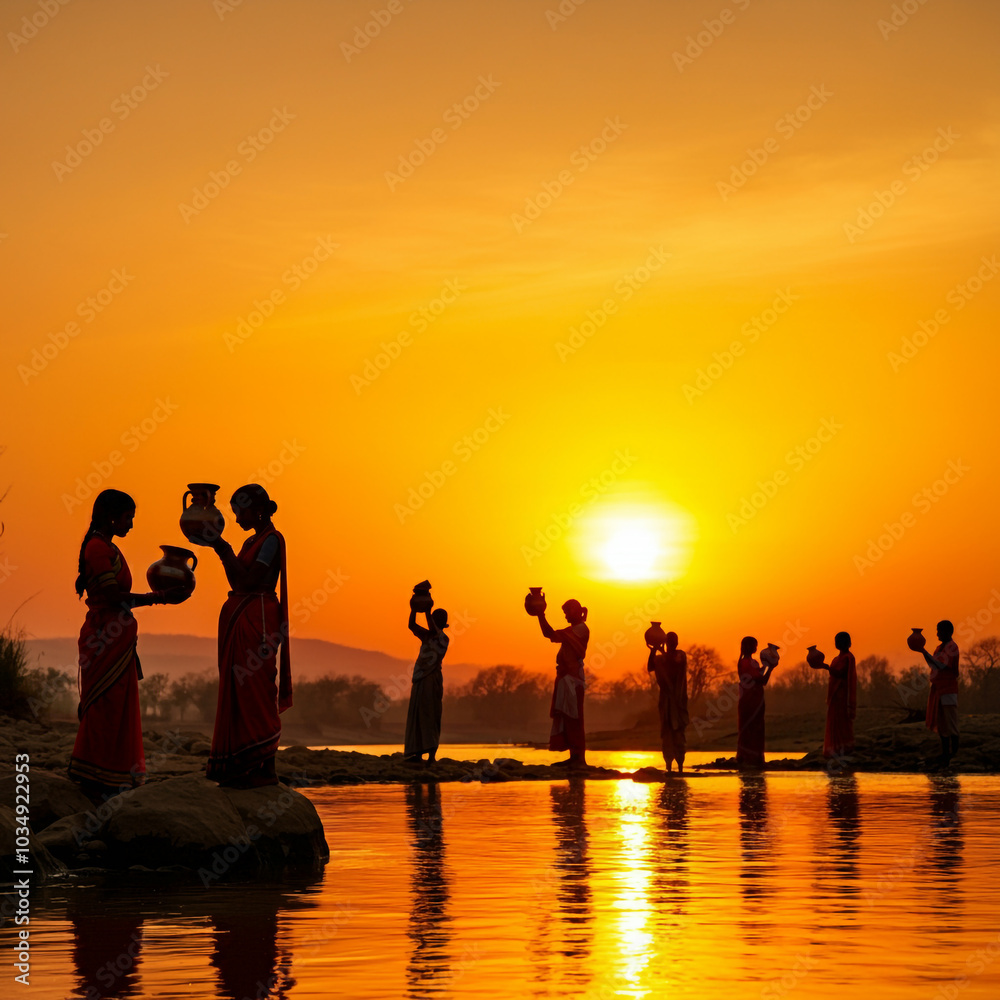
<box><xmin>269</xmin><ymin>500</ymin><xmax>278</xmax><ymax>515</ymax></box>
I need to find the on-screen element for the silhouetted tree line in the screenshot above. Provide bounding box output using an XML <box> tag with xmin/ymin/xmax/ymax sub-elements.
<box><xmin>15</xmin><ymin>636</ymin><xmax>1000</xmax><ymax>727</ymax></box>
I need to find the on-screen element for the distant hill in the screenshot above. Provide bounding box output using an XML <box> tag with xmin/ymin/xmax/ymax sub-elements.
<box><xmin>25</xmin><ymin>633</ymin><xmax>487</xmax><ymax>687</ymax></box>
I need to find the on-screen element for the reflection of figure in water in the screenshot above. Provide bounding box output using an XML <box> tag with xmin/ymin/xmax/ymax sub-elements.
<box><xmin>205</xmin><ymin>485</ymin><xmax>292</xmax><ymax>788</ymax></box>
<box><xmin>69</xmin><ymin>895</ymin><xmax>144</xmax><ymax>999</ymax></box>
<box><xmin>736</xmin><ymin>637</ymin><xmax>776</xmax><ymax>768</ymax></box>
<box><xmin>646</xmin><ymin>631</ymin><xmax>689</xmax><ymax>772</ymax></box>
<box><xmin>926</xmin><ymin>776</ymin><xmax>963</xmax><ymax>917</ymax></box>
<box><xmin>537</xmin><ymin>599</ymin><xmax>590</xmax><ymax>767</ymax></box>
<box><xmin>69</xmin><ymin>489</ymin><xmax>188</xmax><ymax>798</ymax></box>
<box><xmin>921</xmin><ymin>620</ymin><xmax>960</xmax><ymax>765</ymax></box>
<box><xmin>813</xmin><ymin>632</ymin><xmax>857</xmax><ymax>759</ymax></box>
<box><xmin>549</xmin><ymin>778</ymin><xmax>593</xmax><ymax>966</ymax></box>
<box><xmin>826</xmin><ymin>774</ymin><xmax>861</xmax><ymax>894</ymax></box>
<box><xmin>406</xmin><ymin>783</ymin><xmax>451</xmax><ymax>996</ymax></box>
<box><xmin>655</xmin><ymin>782</ymin><xmax>690</xmax><ymax>900</ymax></box>
<box><xmin>404</xmin><ymin>607</ymin><xmax>449</xmax><ymax>763</ymax></box>
<box><xmin>210</xmin><ymin>896</ymin><xmax>286</xmax><ymax>1000</ymax></box>
<box><xmin>737</xmin><ymin>772</ymin><xmax>770</xmax><ymax>903</ymax></box>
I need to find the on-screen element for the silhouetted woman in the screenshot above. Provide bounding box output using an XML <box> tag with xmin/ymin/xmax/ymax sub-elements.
<box><xmin>404</xmin><ymin>606</ymin><xmax>449</xmax><ymax>763</ymax></box>
<box><xmin>816</xmin><ymin>632</ymin><xmax>857</xmax><ymax>758</ymax></box>
<box><xmin>647</xmin><ymin>631</ymin><xmax>689</xmax><ymax>773</ymax></box>
<box><xmin>537</xmin><ymin>599</ymin><xmax>590</xmax><ymax>767</ymax></box>
<box><xmin>69</xmin><ymin>489</ymin><xmax>187</xmax><ymax>798</ymax></box>
<box><xmin>736</xmin><ymin>636</ymin><xmax>776</xmax><ymax>768</ymax></box>
<box><xmin>205</xmin><ymin>485</ymin><xmax>291</xmax><ymax>787</ymax></box>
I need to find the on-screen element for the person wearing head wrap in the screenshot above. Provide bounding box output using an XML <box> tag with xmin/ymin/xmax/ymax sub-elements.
<box><xmin>536</xmin><ymin>598</ymin><xmax>590</xmax><ymax>767</ymax></box>
<box><xmin>736</xmin><ymin>636</ymin><xmax>776</xmax><ymax>768</ymax></box>
<box><xmin>205</xmin><ymin>484</ymin><xmax>291</xmax><ymax>787</ymax></box>
<box><xmin>69</xmin><ymin>489</ymin><xmax>188</xmax><ymax>797</ymax></box>
<box><xmin>813</xmin><ymin>632</ymin><xmax>857</xmax><ymax>759</ymax></box>
<box><xmin>646</xmin><ymin>631</ymin><xmax>689</xmax><ymax>773</ymax></box>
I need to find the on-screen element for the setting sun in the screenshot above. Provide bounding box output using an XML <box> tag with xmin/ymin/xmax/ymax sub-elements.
<box><xmin>572</xmin><ymin>496</ymin><xmax>697</xmax><ymax>583</ymax></box>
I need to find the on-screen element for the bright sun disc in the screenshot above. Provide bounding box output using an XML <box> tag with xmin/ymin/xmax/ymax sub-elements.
<box><xmin>571</xmin><ymin>500</ymin><xmax>696</xmax><ymax>583</ymax></box>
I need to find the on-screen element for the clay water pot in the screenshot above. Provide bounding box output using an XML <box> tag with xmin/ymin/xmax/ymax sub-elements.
<box><xmin>645</xmin><ymin>621</ymin><xmax>668</xmax><ymax>647</ymax></box>
<box><xmin>806</xmin><ymin>645</ymin><xmax>826</xmax><ymax>668</ymax></box>
<box><xmin>410</xmin><ymin>580</ymin><xmax>434</xmax><ymax>612</ymax></box>
<box><xmin>524</xmin><ymin>587</ymin><xmax>546</xmax><ymax>617</ymax></box>
<box><xmin>907</xmin><ymin>628</ymin><xmax>926</xmax><ymax>652</ymax></box>
<box><xmin>760</xmin><ymin>643</ymin><xmax>780</xmax><ymax>667</ymax></box>
<box><xmin>180</xmin><ymin>483</ymin><xmax>225</xmax><ymax>546</ymax></box>
<box><xmin>147</xmin><ymin>545</ymin><xmax>197</xmax><ymax>593</ymax></box>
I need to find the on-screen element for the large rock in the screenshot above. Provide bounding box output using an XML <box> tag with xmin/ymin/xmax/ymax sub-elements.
<box><xmin>0</xmin><ymin>769</ymin><xmax>93</xmax><ymax>833</ymax></box>
<box><xmin>0</xmin><ymin>805</ymin><xmax>66</xmax><ymax>884</ymax></box>
<box><xmin>221</xmin><ymin>783</ymin><xmax>330</xmax><ymax>868</ymax></box>
<box><xmin>38</xmin><ymin>773</ymin><xmax>329</xmax><ymax>878</ymax></box>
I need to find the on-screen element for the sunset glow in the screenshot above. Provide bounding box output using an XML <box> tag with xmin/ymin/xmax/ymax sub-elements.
<box><xmin>573</xmin><ymin>499</ymin><xmax>697</xmax><ymax>583</ymax></box>
<box><xmin>2</xmin><ymin>0</ymin><xmax>998</xmax><ymax>676</ymax></box>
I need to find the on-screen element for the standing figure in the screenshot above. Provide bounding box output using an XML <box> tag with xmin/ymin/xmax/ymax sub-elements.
<box><xmin>922</xmin><ymin>620</ymin><xmax>960</xmax><ymax>765</ymax></box>
<box><xmin>814</xmin><ymin>632</ymin><xmax>857</xmax><ymax>759</ymax></box>
<box><xmin>647</xmin><ymin>631</ymin><xmax>689</xmax><ymax>773</ymax></box>
<box><xmin>404</xmin><ymin>606</ymin><xmax>449</xmax><ymax>763</ymax></box>
<box><xmin>69</xmin><ymin>490</ymin><xmax>187</xmax><ymax>798</ymax></box>
<box><xmin>537</xmin><ymin>599</ymin><xmax>590</xmax><ymax>767</ymax></box>
<box><xmin>205</xmin><ymin>485</ymin><xmax>291</xmax><ymax>788</ymax></box>
<box><xmin>736</xmin><ymin>636</ymin><xmax>776</xmax><ymax>768</ymax></box>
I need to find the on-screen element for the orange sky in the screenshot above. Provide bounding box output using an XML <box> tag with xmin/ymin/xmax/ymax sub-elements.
<box><xmin>3</xmin><ymin>0</ymin><xmax>999</xmax><ymax>677</ymax></box>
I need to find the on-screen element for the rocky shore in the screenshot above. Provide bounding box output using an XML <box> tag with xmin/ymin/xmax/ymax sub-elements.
<box><xmin>3</xmin><ymin>713</ymin><xmax>997</xmax><ymax>883</ymax></box>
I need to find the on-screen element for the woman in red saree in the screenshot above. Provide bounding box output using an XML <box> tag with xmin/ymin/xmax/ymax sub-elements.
<box><xmin>816</xmin><ymin>631</ymin><xmax>857</xmax><ymax>758</ymax></box>
<box><xmin>206</xmin><ymin>485</ymin><xmax>291</xmax><ymax>787</ymax></box>
<box><xmin>736</xmin><ymin>636</ymin><xmax>776</xmax><ymax>768</ymax></box>
<box><xmin>647</xmin><ymin>631</ymin><xmax>689</xmax><ymax>773</ymax></box>
<box><xmin>70</xmin><ymin>490</ymin><xmax>187</xmax><ymax>799</ymax></box>
<box><xmin>536</xmin><ymin>598</ymin><xmax>590</xmax><ymax>767</ymax></box>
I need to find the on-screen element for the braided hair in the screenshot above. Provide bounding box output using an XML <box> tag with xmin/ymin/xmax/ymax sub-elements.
<box><xmin>74</xmin><ymin>489</ymin><xmax>135</xmax><ymax>596</ymax></box>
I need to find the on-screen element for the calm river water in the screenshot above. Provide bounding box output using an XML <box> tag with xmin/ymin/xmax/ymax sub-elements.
<box><xmin>8</xmin><ymin>748</ymin><xmax>1000</xmax><ymax>999</ymax></box>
